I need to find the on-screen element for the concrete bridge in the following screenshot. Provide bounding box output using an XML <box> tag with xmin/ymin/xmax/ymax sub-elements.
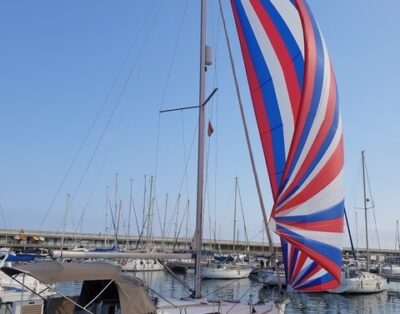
<box><xmin>0</xmin><ymin>228</ymin><xmax>398</xmax><ymax>262</ymax></box>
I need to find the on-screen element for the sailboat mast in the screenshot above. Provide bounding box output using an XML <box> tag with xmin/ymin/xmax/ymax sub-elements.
<box><xmin>362</xmin><ymin>150</ymin><xmax>370</xmax><ymax>271</ymax></box>
<box><xmin>61</xmin><ymin>193</ymin><xmax>70</xmax><ymax>251</ymax></box>
<box><xmin>233</xmin><ymin>177</ymin><xmax>238</xmax><ymax>252</ymax></box>
<box><xmin>193</xmin><ymin>0</ymin><xmax>207</xmax><ymax>299</ymax></box>
<box><xmin>104</xmin><ymin>186</ymin><xmax>109</xmax><ymax>247</ymax></box>
<box><xmin>114</xmin><ymin>173</ymin><xmax>119</xmax><ymax>245</ymax></box>
<box><xmin>127</xmin><ymin>178</ymin><xmax>133</xmax><ymax>250</ymax></box>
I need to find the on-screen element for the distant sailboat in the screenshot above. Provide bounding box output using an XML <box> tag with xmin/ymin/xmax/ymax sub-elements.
<box><xmin>202</xmin><ymin>178</ymin><xmax>252</xmax><ymax>280</ymax></box>
<box><xmin>329</xmin><ymin>151</ymin><xmax>387</xmax><ymax>294</ymax></box>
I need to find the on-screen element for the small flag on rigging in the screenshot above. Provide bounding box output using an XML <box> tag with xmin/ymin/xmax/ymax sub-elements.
<box><xmin>207</xmin><ymin>121</ymin><xmax>214</xmax><ymax>137</ymax></box>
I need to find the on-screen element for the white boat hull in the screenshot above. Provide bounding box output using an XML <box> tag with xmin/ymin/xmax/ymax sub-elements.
<box><xmin>258</xmin><ymin>270</ymin><xmax>287</xmax><ymax>286</ymax></box>
<box><xmin>120</xmin><ymin>259</ymin><xmax>164</xmax><ymax>272</ymax></box>
<box><xmin>202</xmin><ymin>266</ymin><xmax>252</xmax><ymax>279</ymax></box>
<box><xmin>329</xmin><ymin>271</ymin><xmax>388</xmax><ymax>294</ymax></box>
<box><xmin>157</xmin><ymin>298</ymin><xmax>286</xmax><ymax>314</ymax></box>
<box><xmin>382</xmin><ymin>264</ymin><xmax>400</xmax><ymax>276</ymax></box>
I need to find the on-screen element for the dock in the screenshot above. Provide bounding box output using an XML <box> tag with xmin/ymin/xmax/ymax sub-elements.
<box><xmin>0</xmin><ymin>228</ymin><xmax>399</xmax><ymax>262</ymax></box>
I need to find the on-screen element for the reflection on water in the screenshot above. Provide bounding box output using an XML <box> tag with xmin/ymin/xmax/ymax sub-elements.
<box><xmin>56</xmin><ymin>271</ymin><xmax>400</xmax><ymax>313</ymax></box>
<box><xmin>278</xmin><ymin>283</ymin><xmax>400</xmax><ymax>313</ymax></box>
<box><xmin>137</xmin><ymin>272</ymin><xmax>400</xmax><ymax>313</ymax></box>
<box><xmin>286</xmin><ymin>291</ymin><xmax>388</xmax><ymax>313</ymax></box>
<box><xmin>136</xmin><ymin>271</ymin><xmax>274</xmax><ymax>304</ymax></box>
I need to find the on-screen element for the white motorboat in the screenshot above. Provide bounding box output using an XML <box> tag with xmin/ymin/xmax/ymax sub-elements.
<box><xmin>329</xmin><ymin>268</ymin><xmax>388</xmax><ymax>294</ymax></box>
<box><xmin>0</xmin><ymin>254</ymin><xmax>55</xmax><ymax>311</ymax></box>
<box><xmin>0</xmin><ymin>254</ymin><xmax>52</xmax><ymax>294</ymax></box>
<box><xmin>202</xmin><ymin>263</ymin><xmax>252</xmax><ymax>279</ymax></box>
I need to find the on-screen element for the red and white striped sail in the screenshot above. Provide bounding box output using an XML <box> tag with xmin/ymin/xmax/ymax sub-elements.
<box><xmin>231</xmin><ymin>0</ymin><xmax>344</xmax><ymax>291</ymax></box>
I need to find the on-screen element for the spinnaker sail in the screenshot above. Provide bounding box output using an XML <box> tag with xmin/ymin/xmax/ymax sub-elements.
<box><xmin>231</xmin><ymin>0</ymin><xmax>344</xmax><ymax>291</ymax></box>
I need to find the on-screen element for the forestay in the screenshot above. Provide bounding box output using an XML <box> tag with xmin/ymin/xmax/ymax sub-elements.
<box><xmin>231</xmin><ymin>0</ymin><xmax>344</xmax><ymax>291</ymax></box>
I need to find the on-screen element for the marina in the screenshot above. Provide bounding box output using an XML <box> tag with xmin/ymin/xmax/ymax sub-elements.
<box><xmin>1</xmin><ymin>228</ymin><xmax>399</xmax><ymax>262</ymax></box>
<box><xmin>1</xmin><ymin>0</ymin><xmax>400</xmax><ymax>313</ymax></box>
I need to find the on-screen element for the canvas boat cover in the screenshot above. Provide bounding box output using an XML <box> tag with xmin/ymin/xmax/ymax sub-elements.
<box><xmin>1</xmin><ymin>261</ymin><xmax>155</xmax><ymax>314</ymax></box>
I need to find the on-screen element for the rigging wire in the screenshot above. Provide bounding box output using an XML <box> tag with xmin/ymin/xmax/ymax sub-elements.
<box><xmin>152</xmin><ymin>193</ymin><xmax>163</xmax><ymax>243</ymax></box>
<box><xmin>151</xmin><ymin>0</ymin><xmax>189</xmax><ymax>240</ymax></box>
<box><xmin>65</xmin><ymin>0</ymin><xmax>162</xmax><ymax>232</ymax></box>
<box><xmin>180</xmin><ymin>111</ymin><xmax>191</xmax><ymax>201</ymax></box>
<box><xmin>210</xmin><ymin>0</ymin><xmax>221</xmax><ymax>248</ymax></box>
<box><xmin>104</xmin><ymin>186</ymin><xmax>109</xmax><ymax>245</ymax></box>
<box><xmin>164</xmin><ymin>194</ymin><xmax>178</xmax><ymax>240</ymax></box>
<box><xmin>37</xmin><ymin>0</ymin><xmax>160</xmax><ymax>231</ymax></box>
<box><xmin>71</xmin><ymin>139</ymin><xmax>115</xmax><ymax>234</ymax></box>
<box><xmin>349</xmin><ymin>156</ymin><xmax>363</xmax><ymax>247</ymax></box>
<box><xmin>172</xmin><ymin>201</ymin><xmax>190</xmax><ymax>250</ymax></box>
<box><xmin>204</xmin><ymin>0</ymin><xmax>221</xmax><ymax>249</ymax></box>
<box><xmin>226</xmin><ymin>286</ymin><xmax>253</xmax><ymax>314</ymax></box>
<box><xmin>237</xmin><ymin>181</ymin><xmax>249</xmax><ymax>248</ymax></box>
<box><xmin>165</xmin><ymin>124</ymin><xmax>198</xmax><ymax>238</ymax></box>
<box><xmin>55</xmin><ymin>1</ymin><xmax>165</xmax><ymax>234</ymax></box>
<box><xmin>130</xmin><ymin>179</ymin><xmax>140</xmax><ymax>236</ymax></box>
<box><xmin>203</xmin><ymin>274</ymin><xmax>252</xmax><ymax>298</ymax></box>
<box><xmin>154</xmin><ymin>0</ymin><xmax>189</xmax><ymax>178</ymax></box>
<box><xmin>364</xmin><ymin>157</ymin><xmax>381</xmax><ymax>250</ymax></box>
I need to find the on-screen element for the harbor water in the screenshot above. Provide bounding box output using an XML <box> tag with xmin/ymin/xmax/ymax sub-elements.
<box><xmin>137</xmin><ymin>272</ymin><xmax>400</xmax><ymax>313</ymax></box>
<box><xmin>57</xmin><ymin>271</ymin><xmax>400</xmax><ymax>313</ymax></box>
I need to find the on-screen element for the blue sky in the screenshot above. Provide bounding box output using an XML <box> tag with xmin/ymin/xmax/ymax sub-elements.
<box><xmin>0</xmin><ymin>1</ymin><xmax>399</xmax><ymax>250</ymax></box>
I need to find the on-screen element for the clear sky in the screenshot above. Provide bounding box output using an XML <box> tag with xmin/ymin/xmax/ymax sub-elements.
<box><xmin>0</xmin><ymin>1</ymin><xmax>399</xmax><ymax>250</ymax></box>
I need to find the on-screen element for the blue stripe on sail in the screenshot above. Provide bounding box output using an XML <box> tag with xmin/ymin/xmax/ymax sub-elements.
<box><xmin>277</xmin><ymin>98</ymin><xmax>340</xmax><ymax>205</ymax></box>
<box><xmin>296</xmin><ymin>100</ymin><xmax>340</xmax><ymax>182</ymax></box>
<box><xmin>289</xmin><ymin>247</ymin><xmax>299</xmax><ymax>280</ymax></box>
<box><xmin>278</xmin><ymin>4</ymin><xmax>326</xmax><ymax>194</ymax></box>
<box><xmin>281</xmin><ymin>238</ymin><xmax>289</xmax><ymax>282</ymax></box>
<box><xmin>276</xmin><ymin>200</ymin><xmax>344</xmax><ymax>224</ymax></box>
<box><xmin>259</xmin><ymin>0</ymin><xmax>304</xmax><ymax>86</ymax></box>
<box><xmin>292</xmin><ymin>261</ymin><xmax>317</xmax><ymax>287</ymax></box>
<box><xmin>234</xmin><ymin>0</ymin><xmax>286</xmax><ymax>182</ymax></box>
<box><xmin>277</xmin><ymin>225</ymin><xmax>342</xmax><ymax>267</ymax></box>
<box><xmin>295</xmin><ymin>272</ymin><xmax>334</xmax><ymax>290</ymax></box>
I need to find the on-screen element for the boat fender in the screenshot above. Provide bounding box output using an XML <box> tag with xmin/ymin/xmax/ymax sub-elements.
<box><xmin>34</xmin><ymin>281</ymin><xmax>38</xmax><ymax>293</ymax></box>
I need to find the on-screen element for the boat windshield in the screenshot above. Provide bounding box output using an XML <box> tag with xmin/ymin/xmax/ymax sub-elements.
<box><xmin>348</xmin><ymin>270</ymin><xmax>359</xmax><ymax>279</ymax></box>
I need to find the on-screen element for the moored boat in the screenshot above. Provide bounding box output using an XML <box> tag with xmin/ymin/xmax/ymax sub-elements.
<box><xmin>382</xmin><ymin>263</ymin><xmax>400</xmax><ymax>276</ymax></box>
<box><xmin>202</xmin><ymin>263</ymin><xmax>252</xmax><ymax>280</ymax></box>
<box><xmin>258</xmin><ymin>269</ymin><xmax>287</xmax><ymax>287</ymax></box>
<box><xmin>120</xmin><ymin>258</ymin><xmax>164</xmax><ymax>272</ymax></box>
<box><xmin>1</xmin><ymin>261</ymin><xmax>285</xmax><ymax>314</ymax></box>
<box><xmin>328</xmin><ymin>268</ymin><xmax>388</xmax><ymax>294</ymax></box>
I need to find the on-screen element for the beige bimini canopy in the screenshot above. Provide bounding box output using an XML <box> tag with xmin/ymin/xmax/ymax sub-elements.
<box><xmin>1</xmin><ymin>261</ymin><xmax>156</xmax><ymax>314</ymax></box>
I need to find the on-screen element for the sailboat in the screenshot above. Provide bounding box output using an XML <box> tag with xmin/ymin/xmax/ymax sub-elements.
<box><xmin>2</xmin><ymin>0</ymin><xmax>349</xmax><ymax>311</ymax></box>
<box><xmin>0</xmin><ymin>253</ymin><xmax>55</xmax><ymax>308</ymax></box>
<box><xmin>202</xmin><ymin>178</ymin><xmax>252</xmax><ymax>279</ymax></box>
<box><xmin>381</xmin><ymin>220</ymin><xmax>400</xmax><ymax>280</ymax></box>
<box><xmin>329</xmin><ymin>151</ymin><xmax>388</xmax><ymax>294</ymax></box>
